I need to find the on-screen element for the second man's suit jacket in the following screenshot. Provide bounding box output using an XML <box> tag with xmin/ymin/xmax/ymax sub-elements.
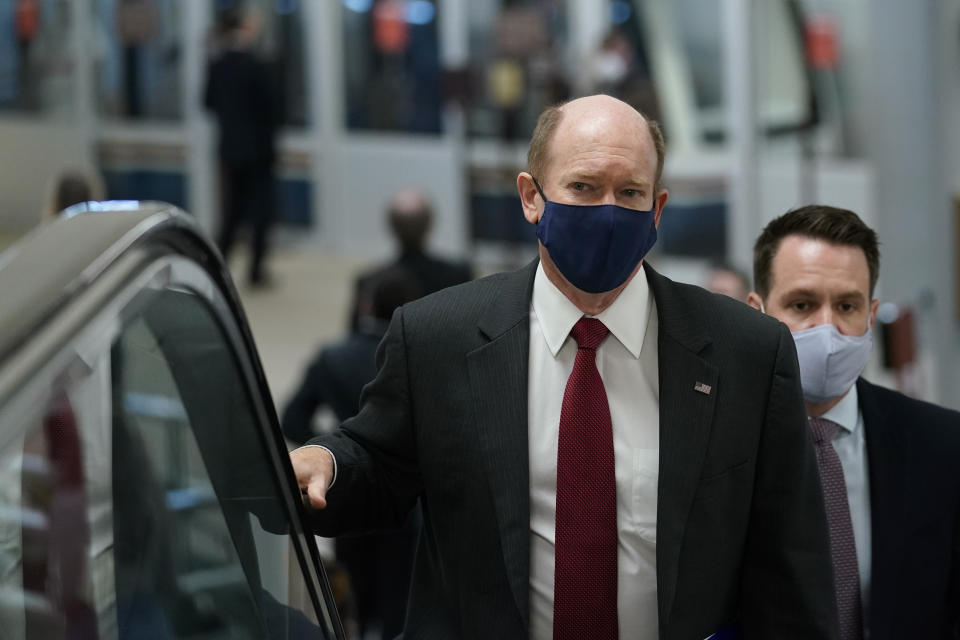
<box><xmin>309</xmin><ymin>260</ymin><xmax>838</xmax><ymax>640</ymax></box>
<box><xmin>856</xmin><ymin>378</ymin><xmax>960</xmax><ymax>639</ymax></box>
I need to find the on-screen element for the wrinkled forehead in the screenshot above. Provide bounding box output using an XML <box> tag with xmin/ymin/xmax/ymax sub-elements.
<box><xmin>546</xmin><ymin>109</ymin><xmax>655</xmax><ymax>177</ymax></box>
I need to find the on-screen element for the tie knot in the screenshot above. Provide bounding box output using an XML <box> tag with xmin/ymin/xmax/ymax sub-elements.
<box><xmin>809</xmin><ymin>417</ymin><xmax>839</xmax><ymax>445</ymax></box>
<box><xmin>570</xmin><ymin>318</ymin><xmax>609</xmax><ymax>351</ymax></box>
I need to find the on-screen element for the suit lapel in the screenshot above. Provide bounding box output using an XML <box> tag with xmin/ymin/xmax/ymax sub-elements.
<box><xmin>645</xmin><ymin>265</ymin><xmax>719</xmax><ymax>624</ymax></box>
<box><xmin>858</xmin><ymin>378</ymin><xmax>908</xmax><ymax>629</ymax></box>
<box><xmin>465</xmin><ymin>262</ymin><xmax>721</xmax><ymax>627</ymax></box>
<box><xmin>466</xmin><ymin>259</ymin><xmax>538</xmax><ymax>626</ymax></box>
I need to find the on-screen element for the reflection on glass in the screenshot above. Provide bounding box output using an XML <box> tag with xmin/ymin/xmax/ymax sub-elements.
<box><xmin>343</xmin><ymin>0</ymin><xmax>442</xmax><ymax>133</ymax></box>
<box><xmin>110</xmin><ymin>288</ymin><xmax>331</xmax><ymax>637</ymax></box>
<box><xmin>0</xmin><ymin>283</ymin><xmax>337</xmax><ymax>639</ymax></box>
<box><xmin>211</xmin><ymin>0</ymin><xmax>308</xmax><ymax>127</ymax></box>
<box><xmin>665</xmin><ymin>0</ymin><xmax>809</xmax><ymax>142</ymax></box>
<box><xmin>465</xmin><ymin>0</ymin><xmax>569</xmax><ymax>141</ymax></box>
<box><xmin>0</xmin><ymin>0</ymin><xmax>76</xmax><ymax>115</ymax></box>
<box><xmin>670</xmin><ymin>0</ymin><xmax>722</xmax><ymax>114</ymax></box>
<box><xmin>94</xmin><ymin>0</ymin><xmax>182</xmax><ymax>120</ymax></box>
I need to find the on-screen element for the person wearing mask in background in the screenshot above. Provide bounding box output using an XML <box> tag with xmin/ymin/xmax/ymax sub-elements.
<box><xmin>291</xmin><ymin>95</ymin><xmax>837</xmax><ymax>639</ymax></box>
<box><xmin>748</xmin><ymin>205</ymin><xmax>960</xmax><ymax>640</ymax></box>
<box><xmin>282</xmin><ymin>267</ymin><xmax>422</xmax><ymax>640</ymax></box>
<box><xmin>579</xmin><ymin>30</ymin><xmax>661</xmax><ymax>125</ymax></box>
<box><xmin>204</xmin><ymin>4</ymin><xmax>281</xmax><ymax>288</ymax></box>
<box><xmin>349</xmin><ymin>187</ymin><xmax>472</xmax><ymax>331</ymax></box>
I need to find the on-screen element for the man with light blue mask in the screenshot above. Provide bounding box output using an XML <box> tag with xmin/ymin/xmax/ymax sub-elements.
<box><xmin>291</xmin><ymin>95</ymin><xmax>837</xmax><ymax>640</ymax></box>
<box><xmin>749</xmin><ymin>205</ymin><xmax>960</xmax><ymax>640</ymax></box>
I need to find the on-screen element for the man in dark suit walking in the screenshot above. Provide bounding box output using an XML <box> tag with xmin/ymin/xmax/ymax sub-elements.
<box><xmin>748</xmin><ymin>205</ymin><xmax>960</xmax><ymax>640</ymax></box>
<box><xmin>204</xmin><ymin>6</ymin><xmax>281</xmax><ymax>287</ymax></box>
<box><xmin>292</xmin><ymin>95</ymin><xmax>837</xmax><ymax>639</ymax></box>
<box><xmin>349</xmin><ymin>187</ymin><xmax>472</xmax><ymax>331</ymax></box>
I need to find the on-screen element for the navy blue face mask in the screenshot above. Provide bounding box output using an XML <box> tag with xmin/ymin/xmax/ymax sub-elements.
<box><xmin>533</xmin><ymin>178</ymin><xmax>658</xmax><ymax>294</ymax></box>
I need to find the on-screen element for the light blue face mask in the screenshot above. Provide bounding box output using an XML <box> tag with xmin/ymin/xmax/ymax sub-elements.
<box><xmin>790</xmin><ymin>323</ymin><xmax>873</xmax><ymax>403</ymax></box>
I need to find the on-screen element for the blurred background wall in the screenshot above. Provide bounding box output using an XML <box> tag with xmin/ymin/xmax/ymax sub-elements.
<box><xmin>1</xmin><ymin>0</ymin><xmax>958</xmax><ymax>408</ymax></box>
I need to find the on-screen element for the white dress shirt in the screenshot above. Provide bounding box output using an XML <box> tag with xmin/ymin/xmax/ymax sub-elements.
<box><xmin>818</xmin><ymin>384</ymin><xmax>872</xmax><ymax>629</ymax></box>
<box><xmin>528</xmin><ymin>263</ymin><xmax>660</xmax><ymax>639</ymax></box>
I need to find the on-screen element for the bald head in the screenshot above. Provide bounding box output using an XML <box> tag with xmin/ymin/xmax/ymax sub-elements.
<box><xmin>517</xmin><ymin>95</ymin><xmax>670</xmax><ymax>314</ymax></box>
<box><xmin>388</xmin><ymin>187</ymin><xmax>433</xmax><ymax>252</ymax></box>
<box><xmin>527</xmin><ymin>95</ymin><xmax>665</xmax><ymax>193</ymax></box>
<box><xmin>561</xmin><ymin>94</ymin><xmax>646</xmax><ymax>125</ymax></box>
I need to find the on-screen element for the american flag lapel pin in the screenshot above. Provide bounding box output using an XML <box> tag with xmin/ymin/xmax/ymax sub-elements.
<box><xmin>694</xmin><ymin>381</ymin><xmax>712</xmax><ymax>395</ymax></box>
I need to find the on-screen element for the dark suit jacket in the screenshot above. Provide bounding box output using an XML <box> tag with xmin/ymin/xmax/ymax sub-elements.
<box><xmin>349</xmin><ymin>250</ymin><xmax>472</xmax><ymax>330</ymax></box>
<box><xmin>281</xmin><ymin>330</ymin><xmax>383</xmax><ymax>445</ymax></box>
<box><xmin>204</xmin><ymin>49</ymin><xmax>281</xmax><ymax>169</ymax></box>
<box><xmin>857</xmin><ymin>378</ymin><xmax>960</xmax><ymax>639</ymax></box>
<box><xmin>309</xmin><ymin>261</ymin><xmax>838</xmax><ymax>640</ymax></box>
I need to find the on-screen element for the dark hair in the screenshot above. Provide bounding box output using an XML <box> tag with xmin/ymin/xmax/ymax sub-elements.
<box><xmin>216</xmin><ymin>5</ymin><xmax>245</xmax><ymax>34</ymax></box>
<box><xmin>753</xmin><ymin>204</ymin><xmax>881</xmax><ymax>299</ymax></box>
<box><xmin>54</xmin><ymin>172</ymin><xmax>93</xmax><ymax>212</ymax></box>
<box><xmin>527</xmin><ymin>99</ymin><xmax>666</xmax><ymax>193</ymax></box>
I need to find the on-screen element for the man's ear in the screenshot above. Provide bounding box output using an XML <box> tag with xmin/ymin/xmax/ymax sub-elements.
<box><xmin>746</xmin><ymin>292</ymin><xmax>764</xmax><ymax>312</ymax></box>
<box><xmin>869</xmin><ymin>298</ymin><xmax>879</xmax><ymax>328</ymax></box>
<box><xmin>652</xmin><ymin>189</ymin><xmax>668</xmax><ymax>227</ymax></box>
<box><xmin>517</xmin><ymin>172</ymin><xmax>542</xmax><ymax>224</ymax></box>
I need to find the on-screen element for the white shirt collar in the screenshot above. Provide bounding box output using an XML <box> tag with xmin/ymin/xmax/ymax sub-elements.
<box><xmin>531</xmin><ymin>262</ymin><xmax>652</xmax><ymax>359</ymax></box>
<box><xmin>819</xmin><ymin>383</ymin><xmax>860</xmax><ymax>435</ymax></box>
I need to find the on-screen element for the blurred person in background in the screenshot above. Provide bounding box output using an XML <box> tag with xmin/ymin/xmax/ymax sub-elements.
<box><xmin>748</xmin><ymin>205</ymin><xmax>960</xmax><ymax>640</ymax></box>
<box><xmin>282</xmin><ymin>267</ymin><xmax>422</xmax><ymax>640</ymax></box>
<box><xmin>44</xmin><ymin>169</ymin><xmax>105</xmax><ymax>219</ymax></box>
<box><xmin>349</xmin><ymin>187</ymin><xmax>472</xmax><ymax>330</ymax></box>
<box><xmin>204</xmin><ymin>3</ymin><xmax>281</xmax><ymax>288</ymax></box>
<box><xmin>291</xmin><ymin>95</ymin><xmax>836</xmax><ymax>639</ymax></box>
<box><xmin>284</xmin><ymin>267</ymin><xmax>422</xmax><ymax>444</ymax></box>
<box><xmin>704</xmin><ymin>261</ymin><xmax>750</xmax><ymax>302</ymax></box>
<box><xmin>580</xmin><ymin>30</ymin><xmax>661</xmax><ymax>125</ymax></box>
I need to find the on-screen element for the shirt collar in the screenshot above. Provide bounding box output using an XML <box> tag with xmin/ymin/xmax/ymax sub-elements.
<box><xmin>532</xmin><ymin>262</ymin><xmax>652</xmax><ymax>359</ymax></box>
<box><xmin>819</xmin><ymin>383</ymin><xmax>860</xmax><ymax>435</ymax></box>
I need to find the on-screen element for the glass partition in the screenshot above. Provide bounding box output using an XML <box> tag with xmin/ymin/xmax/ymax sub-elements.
<box><xmin>342</xmin><ymin>0</ymin><xmax>442</xmax><ymax>133</ymax></box>
<box><xmin>668</xmin><ymin>0</ymin><xmax>723</xmax><ymax>138</ymax></box>
<box><xmin>465</xmin><ymin>0</ymin><xmax>570</xmax><ymax>141</ymax></box>
<box><xmin>663</xmin><ymin>0</ymin><xmax>809</xmax><ymax>143</ymax></box>
<box><xmin>0</xmin><ymin>0</ymin><xmax>76</xmax><ymax>115</ymax></box>
<box><xmin>0</xmin><ymin>254</ymin><xmax>343</xmax><ymax>639</ymax></box>
<box><xmin>93</xmin><ymin>0</ymin><xmax>183</xmax><ymax>120</ymax></box>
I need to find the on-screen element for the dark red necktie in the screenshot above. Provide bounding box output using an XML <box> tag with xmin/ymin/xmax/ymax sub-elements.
<box><xmin>554</xmin><ymin>318</ymin><xmax>618</xmax><ymax>639</ymax></box>
<box><xmin>810</xmin><ymin>417</ymin><xmax>862</xmax><ymax>640</ymax></box>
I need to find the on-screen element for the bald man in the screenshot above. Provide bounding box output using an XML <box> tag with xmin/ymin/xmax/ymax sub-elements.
<box><xmin>349</xmin><ymin>187</ymin><xmax>472</xmax><ymax>331</ymax></box>
<box><xmin>291</xmin><ymin>96</ymin><xmax>837</xmax><ymax>640</ymax></box>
